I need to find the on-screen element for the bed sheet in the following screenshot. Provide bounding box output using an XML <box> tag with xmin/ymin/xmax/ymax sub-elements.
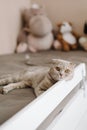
<box><xmin>0</xmin><ymin>50</ymin><xmax>87</xmax><ymax>124</ymax></box>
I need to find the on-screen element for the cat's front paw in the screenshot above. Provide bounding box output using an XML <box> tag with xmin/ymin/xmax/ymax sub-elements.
<box><xmin>0</xmin><ymin>87</ymin><xmax>8</xmax><ymax>94</ymax></box>
<box><xmin>0</xmin><ymin>87</ymin><xmax>3</xmax><ymax>94</ymax></box>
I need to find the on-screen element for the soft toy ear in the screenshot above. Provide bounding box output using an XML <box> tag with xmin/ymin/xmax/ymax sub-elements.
<box><xmin>57</xmin><ymin>23</ymin><xmax>62</xmax><ymax>28</ymax></box>
<box><xmin>21</xmin><ymin>9</ymin><xmax>30</xmax><ymax>27</ymax></box>
<box><xmin>69</xmin><ymin>22</ymin><xmax>72</xmax><ymax>26</ymax></box>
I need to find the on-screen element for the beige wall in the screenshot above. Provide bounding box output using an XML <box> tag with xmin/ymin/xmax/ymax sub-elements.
<box><xmin>32</xmin><ymin>0</ymin><xmax>87</xmax><ymax>35</ymax></box>
<box><xmin>0</xmin><ymin>0</ymin><xmax>30</xmax><ymax>55</ymax></box>
<box><xmin>0</xmin><ymin>0</ymin><xmax>86</xmax><ymax>54</ymax></box>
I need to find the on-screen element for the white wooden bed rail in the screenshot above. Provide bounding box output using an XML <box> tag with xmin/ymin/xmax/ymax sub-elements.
<box><xmin>0</xmin><ymin>63</ymin><xmax>86</xmax><ymax>130</ymax></box>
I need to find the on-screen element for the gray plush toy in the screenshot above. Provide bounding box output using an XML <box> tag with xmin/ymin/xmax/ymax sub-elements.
<box><xmin>16</xmin><ymin>3</ymin><xmax>54</xmax><ymax>53</ymax></box>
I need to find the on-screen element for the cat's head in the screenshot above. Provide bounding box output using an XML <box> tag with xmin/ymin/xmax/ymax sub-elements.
<box><xmin>49</xmin><ymin>59</ymin><xmax>75</xmax><ymax>81</ymax></box>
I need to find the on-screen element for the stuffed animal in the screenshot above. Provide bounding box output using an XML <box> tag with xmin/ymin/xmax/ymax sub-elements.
<box><xmin>54</xmin><ymin>22</ymin><xmax>78</xmax><ymax>51</ymax></box>
<box><xmin>16</xmin><ymin>28</ymin><xmax>29</xmax><ymax>53</ymax></box>
<box><xmin>16</xmin><ymin>3</ymin><xmax>54</xmax><ymax>53</ymax></box>
<box><xmin>27</xmin><ymin>15</ymin><xmax>53</xmax><ymax>52</ymax></box>
<box><xmin>52</xmin><ymin>30</ymin><xmax>62</xmax><ymax>50</ymax></box>
<box><xmin>79</xmin><ymin>22</ymin><xmax>87</xmax><ymax>51</ymax></box>
<box><xmin>79</xmin><ymin>37</ymin><xmax>87</xmax><ymax>51</ymax></box>
<box><xmin>22</xmin><ymin>3</ymin><xmax>46</xmax><ymax>28</ymax></box>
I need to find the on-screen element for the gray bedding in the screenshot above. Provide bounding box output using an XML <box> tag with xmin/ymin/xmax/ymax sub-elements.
<box><xmin>0</xmin><ymin>50</ymin><xmax>87</xmax><ymax>124</ymax></box>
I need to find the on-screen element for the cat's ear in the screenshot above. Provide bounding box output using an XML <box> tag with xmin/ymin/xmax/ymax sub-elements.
<box><xmin>51</xmin><ymin>59</ymin><xmax>62</xmax><ymax>64</ymax></box>
<box><xmin>52</xmin><ymin>59</ymin><xmax>69</xmax><ymax>64</ymax></box>
<box><xmin>70</xmin><ymin>62</ymin><xmax>76</xmax><ymax>67</ymax></box>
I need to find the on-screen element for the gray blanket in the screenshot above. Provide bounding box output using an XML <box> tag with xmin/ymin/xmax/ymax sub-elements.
<box><xmin>0</xmin><ymin>50</ymin><xmax>87</xmax><ymax>124</ymax></box>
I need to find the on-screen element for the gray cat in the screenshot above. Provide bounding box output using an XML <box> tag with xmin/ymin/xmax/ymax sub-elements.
<box><xmin>0</xmin><ymin>59</ymin><xmax>75</xmax><ymax>97</ymax></box>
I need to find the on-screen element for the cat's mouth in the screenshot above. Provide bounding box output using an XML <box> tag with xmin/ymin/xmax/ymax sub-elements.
<box><xmin>49</xmin><ymin>73</ymin><xmax>65</xmax><ymax>82</ymax></box>
<box><xmin>58</xmin><ymin>73</ymin><xmax>67</xmax><ymax>80</ymax></box>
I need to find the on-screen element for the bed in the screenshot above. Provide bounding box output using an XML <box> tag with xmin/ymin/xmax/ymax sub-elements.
<box><xmin>0</xmin><ymin>50</ymin><xmax>87</xmax><ymax>130</ymax></box>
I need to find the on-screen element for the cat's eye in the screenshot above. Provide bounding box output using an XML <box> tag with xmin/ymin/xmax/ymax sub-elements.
<box><xmin>55</xmin><ymin>67</ymin><xmax>60</xmax><ymax>71</ymax></box>
<box><xmin>65</xmin><ymin>69</ymin><xmax>70</xmax><ymax>73</ymax></box>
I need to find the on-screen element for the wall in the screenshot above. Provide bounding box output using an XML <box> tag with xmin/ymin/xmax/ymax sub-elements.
<box><xmin>0</xmin><ymin>0</ymin><xmax>86</xmax><ymax>55</ymax></box>
<box><xmin>32</xmin><ymin>0</ymin><xmax>87</xmax><ymax>35</ymax></box>
<box><xmin>0</xmin><ymin>0</ymin><xmax>30</xmax><ymax>55</ymax></box>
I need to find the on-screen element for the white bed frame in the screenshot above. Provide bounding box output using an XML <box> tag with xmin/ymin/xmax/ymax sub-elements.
<box><xmin>0</xmin><ymin>63</ymin><xmax>86</xmax><ymax>130</ymax></box>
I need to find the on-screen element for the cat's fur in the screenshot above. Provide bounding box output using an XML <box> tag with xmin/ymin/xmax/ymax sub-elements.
<box><xmin>0</xmin><ymin>59</ymin><xmax>75</xmax><ymax>97</ymax></box>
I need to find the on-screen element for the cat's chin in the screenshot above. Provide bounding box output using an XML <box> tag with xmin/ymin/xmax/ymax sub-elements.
<box><xmin>49</xmin><ymin>73</ymin><xmax>59</xmax><ymax>81</ymax></box>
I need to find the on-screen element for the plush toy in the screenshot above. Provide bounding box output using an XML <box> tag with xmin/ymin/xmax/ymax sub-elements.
<box><xmin>27</xmin><ymin>15</ymin><xmax>53</xmax><ymax>52</ymax></box>
<box><xmin>16</xmin><ymin>28</ymin><xmax>29</xmax><ymax>53</ymax></box>
<box><xmin>79</xmin><ymin>37</ymin><xmax>87</xmax><ymax>51</ymax></box>
<box><xmin>22</xmin><ymin>4</ymin><xmax>46</xmax><ymax>28</ymax></box>
<box><xmin>52</xmin><ymin>30</ymin><xmax>62</xmax><ymax>50</ymax></box>
<box><xmin>55</xmin><ymin>22</ymin><xmax>78</xmax><ymax>51</ymax></box>
<box><xmin>79</xmin><ymin>22</ymin><xmax>87</xmax><ymax>51</ymax></box>
<box><xmin>16</xmin><ymin>3</ymin><xmax>54</xmax><ymax>53</ymax></box>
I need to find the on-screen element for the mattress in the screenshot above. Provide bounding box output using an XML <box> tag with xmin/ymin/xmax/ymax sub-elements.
<box><xmin>0</xmin><ymin>50</ymin><xmax>87</xmax><ymax>124</ymax></box>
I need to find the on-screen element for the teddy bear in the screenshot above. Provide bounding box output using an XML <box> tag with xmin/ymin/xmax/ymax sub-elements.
<box><xmin>79</xmin><ymin>37</ymin><xmax>87</xmax><ymax>51</ymax></box>
<box><xmin>52</xmin><ymin>29</ymin><xmax>62</xmax><ymax>50</ymax></box>
<box><xmin>16</xmin><ymin>3</ymin><xmax>54</xmax><ymax>53</ymax></box>
<box><xmin>79</xmin><ymin>22</ymin><xmax>87</xmax><ymax>51</ymax></box>
<box><xmin>54</xmin><ymin>22</ymin><xmax>78</xmax><ymax>51</ymax></box>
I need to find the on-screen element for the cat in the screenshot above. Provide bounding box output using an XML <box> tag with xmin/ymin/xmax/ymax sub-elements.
<box><xmin>0</xmin><ymin>59</ymin><xmax>75</xmax><ymax>97</ymax></box>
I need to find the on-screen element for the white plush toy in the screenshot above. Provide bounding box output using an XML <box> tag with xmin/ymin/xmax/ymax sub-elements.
<box><xmin>16</xmin><ymin>3</ymin><xmax>54</xmax><ymax>53</ymax></box>
<box><xmin>54</xmin><ymin>22</ymin><xmax>78</xmax><ymax>51</ymax></box>
<box><xmin>79</xmin><ymin>22</ymin><xmax>87</xmax><ymax>51</ymax></box>
<box><xmin>79</xmin><ymin>37</ymin><xmax>87</xmax><ymax>51</ymax></box>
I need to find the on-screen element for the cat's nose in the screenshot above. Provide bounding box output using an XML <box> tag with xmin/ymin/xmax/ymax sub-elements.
<box><xmin>60</xmin><ymin>73</ymin><xmax>65</xmax><ymax>78</ymax></box>
<box><xmin>60</xmin><ymin>73</ymin><xmax>63</xmax><ymax>76</ymax></box>
<box><xmin>60</xmin><ymin>73</ymin><xmax>63</xmax><ymax>79</ymax></box>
